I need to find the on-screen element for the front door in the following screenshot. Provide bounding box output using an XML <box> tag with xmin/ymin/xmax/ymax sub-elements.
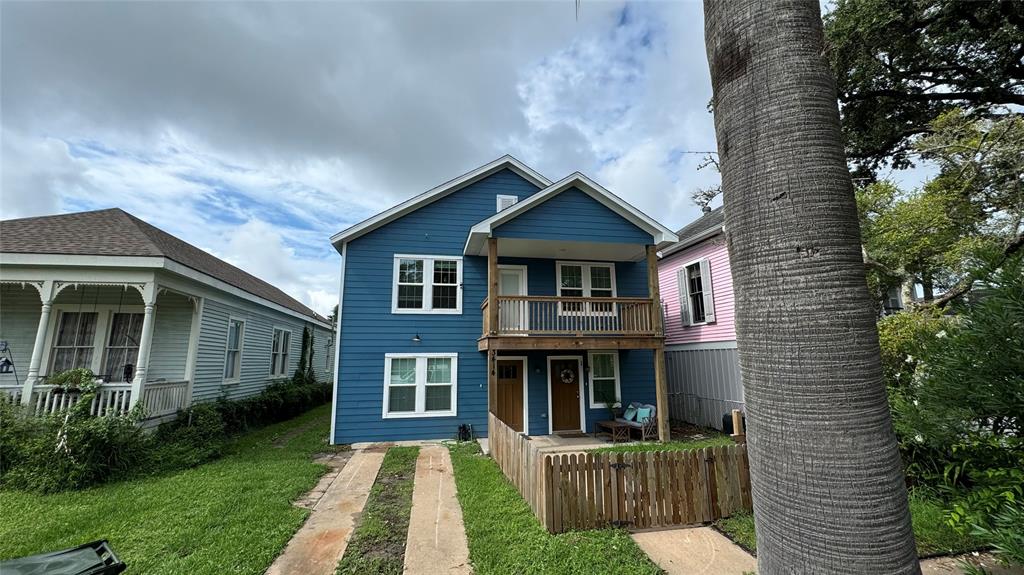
<box><xmin>549</xmin><ymin>358</ymin><xmax>581</xmax><ymax>432</ymax></box>
<box><xmin>495</xmin><ymin>359</ymin><xmax>524</xmax><ymax>431</ymax></box>
<box><xmin>498</xmin><ymin>266</ymin><xmax>528</xmax><ymax>332</ymax></box>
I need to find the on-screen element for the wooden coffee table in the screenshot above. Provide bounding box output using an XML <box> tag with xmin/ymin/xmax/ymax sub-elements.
<box><xmin>595</xmin><ymin>420</ymin><xmax>631</xmax><ymax>444</ymax></box>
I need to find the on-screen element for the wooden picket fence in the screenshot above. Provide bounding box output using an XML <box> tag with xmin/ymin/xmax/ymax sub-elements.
<box><xmin>488</xmin><ymin>413</ymin><xmax>752</xmax><ymax>533</ymax></box>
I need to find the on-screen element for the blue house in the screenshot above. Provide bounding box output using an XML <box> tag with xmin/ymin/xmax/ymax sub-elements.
<box><xmin>329</xmin><ymin>156</ymin><xmax>678</xmax><ymax>444</ymax></box>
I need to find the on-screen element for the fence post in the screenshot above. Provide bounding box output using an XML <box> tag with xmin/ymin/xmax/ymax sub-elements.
<box><xmin>731</xmin><ymin>409</ymin><xmax>746</xmax><ymax>444</ymax></box>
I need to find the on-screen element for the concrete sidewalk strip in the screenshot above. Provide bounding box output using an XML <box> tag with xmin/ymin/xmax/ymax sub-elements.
<box><xmin>632</xmin><ymin>526</ymin><xmax>757</xmax><ymax>575</ymax></box>
<box><xmin>265</xmin><ymin>448</ymin><xmax>386</xmax><ymax>575</ymax></box>
<box><xmin>403</xmin><ymin>445</ymin><xmax>472</xmax><ymax>575</ymax></box>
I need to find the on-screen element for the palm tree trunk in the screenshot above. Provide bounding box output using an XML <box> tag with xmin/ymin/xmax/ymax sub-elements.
<box><xmin>703</xmin><ymin>1</ymin><xmax>919</xmax><ymax>573</ymax></box>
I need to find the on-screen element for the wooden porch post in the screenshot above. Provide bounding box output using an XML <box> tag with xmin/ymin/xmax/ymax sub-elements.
<box><xmin>646</xmin><ymin>245</ymin><xmax>670</xmax><ymax>442</ymax></box>
<box><xmin>487</xmin><ymin>350</ymin><xmax>496</xmax><ymax>415</ymax></box>
<box><xmin>487</xmin><ymin>237</ymin><xmax>499</xmax><ymax>335</ymax></box>
<box><xmin>129</xmin><ymin>282</ymin><xmax>158</xmax><ymax>410</ymax></box>
<box><xmin>22</xmin><ymin>280</ymin><xmax>56</xmax><ymax>406</ymax></box>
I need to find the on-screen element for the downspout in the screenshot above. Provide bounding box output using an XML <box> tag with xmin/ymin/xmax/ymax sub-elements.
<box><xmin>329</xmin><ymin>241</ymin><xmax>346</xmax><ymax>444</ymax></box>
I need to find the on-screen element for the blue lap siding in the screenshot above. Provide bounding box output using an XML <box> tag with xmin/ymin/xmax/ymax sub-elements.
<box><xmin>493</xmin><ymin>187</ymin><xmax>654</xmax><ymax>245</ymax></box>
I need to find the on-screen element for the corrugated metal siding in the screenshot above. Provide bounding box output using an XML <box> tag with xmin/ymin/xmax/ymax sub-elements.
<box><xmin>148</xmin><ymin>291</ymin><xmax>193</xmax><ymax>381</ymax></box>
<box><xmin>0</xmin><ymin>285</ymin><xmax>42</xmax><ymax>386</ymax></box>
<box><xmin>659</xmin><ymin>235</ymin><xmax>736</xmax><ymax>344</ymax></box>
<box><xmin>336</xmin><ymin>169</ymin><xmax>545</xmax><ymax>444</ymax></box>
<box><xmin>494</xmin><ymin>187</ymin><xmax>654</xmax><ymax>244</ymax></box>
<box><xmin>665</xmin><ymin>344</ymin><xmax>743</xmax><ymax>430</ymax></box>
<box><xmin>192</xmin><ymin>297</ymin><xmax>319</xmax><ymax>402</ymax></box>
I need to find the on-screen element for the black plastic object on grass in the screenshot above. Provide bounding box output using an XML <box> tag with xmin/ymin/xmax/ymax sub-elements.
<box><xmin>0</xmin><ymin>540</ymin><xmax>126</xmax><ymax>575</ymax></box>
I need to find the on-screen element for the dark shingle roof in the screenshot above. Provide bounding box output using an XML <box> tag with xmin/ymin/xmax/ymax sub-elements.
<box><xmin>675</xmin><ymin>206</ymin><xmax>724</xmax><ymax>246</ymax></box>
<box><xmin>0</xmin><ymin>208</ymin><xmax>327</xmax><ymax>322</ymax></box>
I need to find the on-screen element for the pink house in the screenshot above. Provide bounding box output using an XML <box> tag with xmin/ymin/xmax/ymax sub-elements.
<box><xmin>658</xmin><ymin>207</ymin><xmax>744</xmax><ymax>430</ymax></box>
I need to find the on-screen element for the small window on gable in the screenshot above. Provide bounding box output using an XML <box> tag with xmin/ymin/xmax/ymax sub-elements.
<box><xmin>677</xmin><ymin>258</ymin><xmax>716</xmax><ymax>326</ymax></box>
<box><xmin>496</xmin><ymin>195</ymin><xmax>519</xmax><ymax>212</ymax></box>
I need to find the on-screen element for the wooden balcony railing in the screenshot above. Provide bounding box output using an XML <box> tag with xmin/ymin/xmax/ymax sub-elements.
<box><xmin>482</xmin><ymin>295</ymin><xmax>661</xmax><ymax>337</ymax></box>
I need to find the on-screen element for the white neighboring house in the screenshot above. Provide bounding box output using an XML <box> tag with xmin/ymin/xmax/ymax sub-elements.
<box><xmin>0</xmin><ymin>208</ymin><xmax>335</xmax><ymax>421</ymax></box>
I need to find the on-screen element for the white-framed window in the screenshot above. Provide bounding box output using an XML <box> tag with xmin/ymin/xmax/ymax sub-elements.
<box><xmin>270</xmin><ymin>328</ymin><xmax>291</xmax><ymax>377</ymax></box>
<box><xmin>587</xmin><ymin>351</ymin><xmax>621</xmax><ymax>408</ymax></box>
<box><xmin>556</xmin><ymin>261</ymin><xmax>616</xmax><ymax>315</ymax></box>
<box><xmin>50</xmin><ymin>311</ymin><xmax>99</xmax><ymax>374</ymax></box>
<box><xmin>101</xmin><ymin>312</ymin><xmax>144</xmax><ymax>382</ymax></box>
<box><xmin>677</xmin><ymin>258</ymin><xmax>716</xmax><ymax>326</ymax></box>
<box><xmin>496</xmin><ymin>194</ymin><xmax>519</xmax><ymax>212</ymax></box>
<box><xmin>383</xmin><ymin>353</ymin><xmax>458</xmax><ymax>418</ymax></box>
<box><xmin>391</xmin><ymin>255</ymin><xmax>463</xmax><ymax>314</ymax></box>
<box><xmin>224</xmin><ymin>318</ymin><xmax>244</xmax><ymax>382</ymax></box>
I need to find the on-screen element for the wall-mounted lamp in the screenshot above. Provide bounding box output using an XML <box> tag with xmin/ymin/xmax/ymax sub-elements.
<box><xmin>412</xmin><ymin>334</ymin><xmax>421</xmax><ymax>343</ymax></box>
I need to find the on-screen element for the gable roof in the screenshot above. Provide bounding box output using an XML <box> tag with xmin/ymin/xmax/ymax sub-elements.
<box><xmin>660</xmin><ymin>206</ymin><xmax>725</xmax><ymax>258</ymax></box>
<box><xmin>0</xmin><ymin>208</ymin><xmax>328</xmax><ymax>323</ymax></box>
<box><xmin>464</xmin><ymin>172</ymin><xmax>678</xmax><ymax>256</ymax></box>
<box><xmin>329</xmin><ymin>155</ymin><xmax>551</xmax><ymax>250</ymax></box>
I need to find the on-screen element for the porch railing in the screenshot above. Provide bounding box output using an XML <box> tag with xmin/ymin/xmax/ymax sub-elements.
<box><xmin>482</xmin><ymin>295</ymin><xmax>661</xmax><ymax>337</ymax></box>
<box><xmin>1</xmin><ymin>380</ymin><xmax>189</xmax><ymax>418</ymax></box>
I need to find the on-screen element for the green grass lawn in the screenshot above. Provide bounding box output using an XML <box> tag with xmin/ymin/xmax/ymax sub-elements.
<box><xmin>448</xmin><ymin>442</ymin><xmax>661</xmax><ymax>575</ymax></box>
<box><xmin>0</xmin><ymin>404</ymin><xmax>337</xmax><ymax>574</ymax></box>
<box><xmin>714</xmin><ymin>489</ymin><xmax>983</xmax><ymax>557</ymax></box>
<box><xmin>336</xmin><ymin>446</ymin><xmax>419</xmax><ymax>575</ymax></box>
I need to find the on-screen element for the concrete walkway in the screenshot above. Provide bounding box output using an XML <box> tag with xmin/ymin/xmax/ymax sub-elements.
<box><xmin>403</xmin><ymin>445</ymin><xmax>472</xmax><ymax>575</ymax></box>
<box><xmin>265</xmin><ymin>448</ymin><xmax>385</xmax><ymax>575</ymax></box>
<box><xmin>633</xmin><ymin>527</ymin><xmax>757</xmax><ymax>575</ymax></box>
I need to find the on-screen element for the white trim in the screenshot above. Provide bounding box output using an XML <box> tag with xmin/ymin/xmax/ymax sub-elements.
<box><xmin>665</xmin><ymin>341</ymin><xmax>737</xmax><ymax>352</ymax></box>
<box><xmin>546</xmin><ymin>355</ymin><xmax>585</xmax><ymax>435</ymax></box>
<box><xmin>1</xmin><ymin>255</ymin><xmax>330</xmax><ymax>329</ymax></box>
<box><xmin>330</xmin><ymin>244</ymin><xmax>346</xmax><ymax>444</ymax></box>
<box><xmin>586</xmin><ymin>350</ymin><xmax>622</xmax><ymax>409</ymax></box>
<box><xmin>330</xmin><ymin>155</ymin><xmax>551</xmax><ymax>248</ymax></box>
<box><xmin>223</xmin><ymin>316</ymin><xmax>245</xmax><ymax>385</ymax></box>
<box><xmin>496</xmin><ymin>194</ymin><xmax>519</xmax><ymax>212</ymax></box>
<box><xmin>496</xmin><ymin>355</ymin><xmax>529</xmax><ymax>435</ymax></box>
<box><xmin>184</xmin><ymin>297</ymin><xmax>204</xmax><ymax>405</ymax></box>
<box><xmin>269</xmin><ymin>327</ymin><xmax>292</xmax><ymax>377</ymax></box>
<box><xmin>381</xmin><ymin>352</ymin><xmax>458</xmax><ymax>419</ymax></box>
<box><xmin>464</xmin><ymin>172</ymin><xmax>679</xmax><ymax>256</ymax></box>
<box><xmin>390</xmin><ymin>255</ymin><xmax>464</xmax><ymax>315</ymax></box>
<box><xmin>660</xmin><ymin>226</ymin><xmax>724</xmax><ymax>259</ymax></box>
<box><xmin>555</xmin><ymin>260</ymin><xmax>617</xmax><ymax>316</ymax></box>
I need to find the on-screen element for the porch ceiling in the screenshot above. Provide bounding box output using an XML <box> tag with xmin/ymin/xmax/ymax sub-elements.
<box><xmin>468</xmin><ymin>237</ymin><xmax>648</xmax><ymax>262</ymax></box>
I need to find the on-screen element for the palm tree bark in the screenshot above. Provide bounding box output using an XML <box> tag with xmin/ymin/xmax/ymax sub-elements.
<box><xmin>703</xmin><ymin>1</ymin><xmax>920</xmax><ymax>573</ymax></box>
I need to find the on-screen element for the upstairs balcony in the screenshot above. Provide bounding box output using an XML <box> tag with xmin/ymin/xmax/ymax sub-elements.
<box><xmin>481</xmin><ymin>295</ymin><xmax>661</xmax><ymax>341</ymax></box>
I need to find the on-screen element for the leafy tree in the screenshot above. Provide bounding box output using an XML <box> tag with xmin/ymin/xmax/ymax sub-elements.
<box><xmin>824</xmin><ymin>0</ymin><xmax>1024</xmax><ymax>175</ymax></box>
<box><xmin>858</xmin><ymin>110</ymin><xmax>1024</xmax><ymax>306</ymax></box>
<box><xmin>704</xmin><ymin>0</ymin><xmax>918</xmax><ymax>571</ymax></box>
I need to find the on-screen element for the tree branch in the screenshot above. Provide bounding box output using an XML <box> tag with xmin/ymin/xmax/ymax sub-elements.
<box><xmin>927</xmin><ymin>232</ymin><xmax>1024</xmax><ymax>308</ymax></box>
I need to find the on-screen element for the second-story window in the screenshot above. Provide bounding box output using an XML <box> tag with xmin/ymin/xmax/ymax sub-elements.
<box><xmin>392</xmin><ymin>255</ymin><xmax>463</xmax><ymax>314</ymax></box>
<box><xmin>678</xmin><ymin>258</ymin><xmax>716</xmax><ymax>326</ymax></box>
<box><xmin>557</xmin><ymin>261</ymin><xmax>616</xmax><ymax>315</ymax></box>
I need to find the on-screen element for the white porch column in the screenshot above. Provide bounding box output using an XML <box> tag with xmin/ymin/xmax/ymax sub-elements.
<box><xmin>22</xmin><ymin>280</ymin><xmax>56</xmax><ymax>406</ymax></box>
<box><xmin>129</xmin><ymin>283</ymin><xmax>158</xmax><ymax>410</ymax></box>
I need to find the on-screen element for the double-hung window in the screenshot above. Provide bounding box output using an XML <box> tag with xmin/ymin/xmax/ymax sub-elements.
<box><xmin>50</xmin><ymin>311</ymin><xmax>99</xmax><ymax>373</ymax></box>
<box><xmin>392</xmin><ymin>255</ymin><xmax>463</xmax><ymax>314</ymax></box>
<box><xmin>587</xmin><ymin>351</ymin><xmax>621</xmax><ymax>408</ymax></box>
<box><xmin>270</xmin><ymin>328</ymin><xmax>291</xmax><ymax>376</ymax></box>
<box><xmin>224</xmin><ymin>319</ymin><xmax>244</xmax><ymax>382</ymax></box>
<box><xmin>557</xmin><ymin>261</ymin><xmax>616</xmax><ymax>315</ymax></box>
<box><xmin>678</xmin><ymin>258</ymin><xmax>716</xmax><ymax>326</ymax></box>
<box><xmin>383</xmin><ymin>353</ymin><xmax>457</xmax><ymax>418</ymax></box>
<box><xmin>102</xmin><ymin>313</ymin><xmax>144</xmax><ymax>382</ymax></box>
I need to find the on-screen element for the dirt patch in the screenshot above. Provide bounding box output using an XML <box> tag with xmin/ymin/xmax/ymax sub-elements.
<box><xmin>272</xmin><ymin>419</ymin><xmax>324</xmax><ymax>448</ymax></box>
<box><xmin>671</xmin><ymin>422</ymin><xmax>723</xmax><ymax>442</ymax></box>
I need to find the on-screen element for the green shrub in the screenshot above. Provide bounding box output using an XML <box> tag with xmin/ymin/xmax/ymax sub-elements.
<box><xmin>0</xmin><ymin>374</ymin><xmax>331</xmax><ymax>493</ymax></box>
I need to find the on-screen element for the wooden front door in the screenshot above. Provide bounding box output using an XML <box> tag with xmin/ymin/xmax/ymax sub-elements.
<box><xmin>549</xmin><ymin>358</ymin><xmax>581</xmax><ymax>432</ymax></box>
<box><xmin>496</xmin><ymin>359</ymin><xmax>524</xmax><ymax>431</ymax></box>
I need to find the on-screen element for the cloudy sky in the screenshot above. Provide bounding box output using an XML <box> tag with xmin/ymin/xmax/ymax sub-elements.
<box><xmin>0</xmin><ymin>1</ymin><xmax>923</xmax><ymax>315</ymax></box>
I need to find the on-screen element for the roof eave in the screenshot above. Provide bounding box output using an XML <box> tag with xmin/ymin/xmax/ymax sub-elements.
<box><xmin>330</xmin><ymin>155</ymin><xmax>551</xmax><ymax>249</ymax></box>
<box><xmin>659</xmin><ymin>225</ymin><xmax>724</xmax><ymax>258</ymax></box>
